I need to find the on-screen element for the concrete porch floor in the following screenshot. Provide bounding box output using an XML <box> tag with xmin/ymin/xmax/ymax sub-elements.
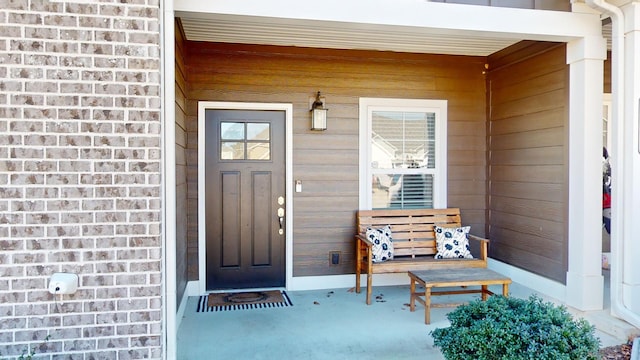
<box><xmin>177</xmin><ymin>276</ymin><xmax>638</xmax><ymax>360</ymax></box>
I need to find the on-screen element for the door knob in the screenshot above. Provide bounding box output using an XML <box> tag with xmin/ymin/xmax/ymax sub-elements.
<box><xmin>277</xmin><ymin>207</ymin><xmax>284</xmax><ymax>235</ymax></box>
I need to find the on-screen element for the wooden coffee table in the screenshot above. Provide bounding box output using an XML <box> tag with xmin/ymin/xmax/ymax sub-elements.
<box><xmin>408</xmin><ymin>268</ymin><xmax>512</xmax><ymax>324</ymax></box>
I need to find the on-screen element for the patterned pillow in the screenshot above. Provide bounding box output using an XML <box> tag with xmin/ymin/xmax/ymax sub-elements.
<box><xmin>434</xmin><ymin>225</ymin><xmax>473</xmax><ymax>259</ymax></box>
<box><xmin>366</xmin><ymin>225</ymin><xmax>393</xmax><ymax>263</ymax></box>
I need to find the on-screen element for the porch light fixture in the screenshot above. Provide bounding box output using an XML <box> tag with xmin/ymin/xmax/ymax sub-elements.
<box><xmin>310</xmin><ymin>91</ymin><xmax>328</xmax><ymax>131</ymax></box>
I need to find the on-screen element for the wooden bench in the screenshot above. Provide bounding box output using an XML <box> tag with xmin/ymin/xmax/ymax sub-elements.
<box><xmin>355</xmin><ymin>208</ymin><xmax>489</xmax><ymax>305</ymax></box>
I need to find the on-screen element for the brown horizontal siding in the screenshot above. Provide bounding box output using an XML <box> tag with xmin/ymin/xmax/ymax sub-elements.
<box><xmin>604</xmin><ymin>51</ymin><xmax>612</xmax><ymax>94</ymax></box>
<box><xmin>491</xmin><ymin>108</ymin><xmax>565</xmax><ymax>135</ymax></box>
<box><xmin>491</xmin><ymin>213</ymin><xmax>565</xmax><ymax>253</ymax></box>
<box><xmin>175</xmin><ymin>20</ymin><xmax>190</xmax><ymax>302</ymax></box>
<box><xmin>448</xmin><ymin>150</ymin><xmax>487</xmax><ymax>166</ymax></box>
<box><xmin>491</xmin><ymin>127</ymin><xmax>564</xmax><ymax>149</ymax></box>
<box><xmin>491</xmin><ymin>196</ymin><xmax>564</xmax><ymax>220</ymax></box>
<box><xmin>183</xmin><ymin>41</ymin><xmax>488</xmax><ymax>278</ymax></box>
<box><xmin>293</xmin><ymin>165</ymin><xmax>359</xmax><ymax>181</ymax></box>
<box><xmin>490</xmin><ymin>237</ymin><xmax>566</xmax><ymax>281</ymax></box>
<box><xmin>489</xmin><ymin>42</ymin><xmax>566</xmax><ymax>82</ymax></box>
<box><xmin>491</xmin><ymin>182</ymin><xmax>564</xmax><ymax>202</ymax></box>
<box><xmin>450</xmin><ymin>165</ymin><xmax>487</xmax><ymax>180</ymax></box>
<box><xmin>487</xmin><ymin>42</ymin><xmax>568</xmax><ymax>284</ymax></box>
<box><xmin>294</xmin><ymin>243</ymin><xmax>355</xmax><ymax>276</ymax></box>
<box><xmin>491</xmin><ymin>146</ymin><xmax>564</xmax><ymax>166</ymax></box>
<box><xmin>491</xmin><ymin>89</ymin><xmax>567</xmax><ymax>120</ymax></box>
<box><xmin>490</xmin><ymin>71</ymin><xmax>566</xmax><ymax>104</ymax></box>
<box><xmin>490</xmin><ymin>164</ymin><xmax>564</xmax><ymax>183</ymax></box>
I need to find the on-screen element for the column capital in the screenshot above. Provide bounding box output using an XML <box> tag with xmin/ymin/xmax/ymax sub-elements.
<box><xmin>567</xmin><ymin>36</ymin><xmax>608</xmax><ymax>64</ymax></box>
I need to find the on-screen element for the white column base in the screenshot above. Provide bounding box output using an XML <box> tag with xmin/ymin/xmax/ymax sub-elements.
<box><xmin>622</xmin><ymin>282</ymin><xmax>640</xmax><ymax>314</ymax></box>
<box><xmin>565</xmin><ymin>271</ymin><xmax>604</xmax><ymax>311</ymax></box>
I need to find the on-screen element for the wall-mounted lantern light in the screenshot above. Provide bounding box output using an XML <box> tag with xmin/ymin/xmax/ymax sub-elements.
<box><xmin>310</xmin><ymin>91</ymin><xmax>328</xmax><ymax>131</ymax></box>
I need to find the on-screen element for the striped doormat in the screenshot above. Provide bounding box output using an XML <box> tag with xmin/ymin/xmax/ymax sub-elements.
<box><xmin>197</xmin><ymin>290</ymin><xmax>293</xmax><ymax>312</ymax></box>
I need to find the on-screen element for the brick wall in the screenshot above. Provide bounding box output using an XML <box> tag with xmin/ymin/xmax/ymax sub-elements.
<box><xmin>0</xmin><ymin>0</ymin><xmax>163</xmax><ymax>358</ymax></box>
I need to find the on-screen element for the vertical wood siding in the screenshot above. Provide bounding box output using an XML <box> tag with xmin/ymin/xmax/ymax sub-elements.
<box><xmin>487</xmin><ymin>43</ymin><xmax>569</xmax><ymax>284</ymax></box>
<box><xmin>183</xmin><ymin>42</ymin><xmax>488</xmax><ymax>277</ymax></box>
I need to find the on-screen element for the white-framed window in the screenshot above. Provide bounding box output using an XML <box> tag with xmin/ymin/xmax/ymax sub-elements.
<box><xmin>359</xmin><ymin>98</ymin><xmax>447</xmax><ymax>210</ymax></box>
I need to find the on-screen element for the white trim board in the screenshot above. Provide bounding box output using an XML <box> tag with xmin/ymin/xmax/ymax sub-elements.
<box><xmin>185</xmin><ymin>280</ymin><xmax>200</xmax><ymax>297</ymax></box>
<box><xmin>161</xmin><ymin>0</ymin><xmax>177</xmax><ymax>358</ymax></box>
<box><xmin>176</xmin><ymin>281</ymin><xmax>199</xmax><ymax>331</ymax></box>
<box><xmin>488</xmin><ymin>258</ymin><xmax>566</xmax><ymax>302</ymax></box>
<box><xmin>197</xmin><ymin>102</ymin><xmax>294</xmax><ymax>294</ymax></box>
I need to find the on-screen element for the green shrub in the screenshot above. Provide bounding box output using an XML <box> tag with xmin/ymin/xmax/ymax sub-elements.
<box><xmin>431</xmin><ymin>295</ymin><xmax>600</xmax><ymax>360</ymax></box>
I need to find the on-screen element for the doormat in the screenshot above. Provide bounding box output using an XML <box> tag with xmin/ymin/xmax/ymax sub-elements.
<box><xmin>197</xmin><ymin>290</ymin><xmax>293</xmax><ymax>312</ymax></box>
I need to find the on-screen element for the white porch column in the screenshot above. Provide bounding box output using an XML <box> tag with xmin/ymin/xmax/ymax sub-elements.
<box><xmin>565</xmin><ymin>35</ymin><xmax>607</xmax><ymax>311</ymax></box>
<box><xmin>619</xmin><ymin>2</ymin><xmax>640</xmax><ymax>315</ymax></box>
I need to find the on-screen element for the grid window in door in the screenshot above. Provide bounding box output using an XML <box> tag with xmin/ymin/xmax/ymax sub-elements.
<box><xmin>220</xmin><ymin>122</ymin><xmax>271</xmax><ymax>160</ymax></box>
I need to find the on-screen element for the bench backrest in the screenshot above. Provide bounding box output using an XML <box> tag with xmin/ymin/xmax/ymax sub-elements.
<box><xmin>357</xmin><ymin>208</ymin><xmax>462</xmax><ymax>258</ymax></box>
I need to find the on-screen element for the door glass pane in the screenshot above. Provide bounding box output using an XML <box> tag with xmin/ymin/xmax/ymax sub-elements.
<box><xmin>247</xmin><ymin>123</ymin><xmax>270</xmax><ymax>141</ymax></box>
<box><xmin>221</xmin><ymin>142</ymin><xmax>244</xmax><ymax>160</ymax></box>
<box><xmin>247</xmin><ymin>143</ymin><xmax>270</xmax><ymax>160</ymax></box>
<box><xmin>221</xmin><ymin>122</ymin><xmax>244</xmax><ymax>140</ymax></box>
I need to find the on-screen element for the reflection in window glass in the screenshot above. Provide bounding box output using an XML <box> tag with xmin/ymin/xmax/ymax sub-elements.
<box><xmin>247</xmin><ymin>123</ymin><xmax>270</xmax><ymax>141</ymax></box>
<box><xmin>372</xmin><ymin>174</ymin><xmax>434</xmax><ymax>209</ymax></box>
<box><xmin>221</xmin><ymin>122</ymin><xmax>245</xmax><ymax>140</ymax></box>
<box><xmin>371</xmin><ymin>111</ymin><xmax>435</xmax><ymax>170</ymax></box>
<box><xmin>220</xmin><ymin>142</ymin><xmax>244</xmax><ymax>160</ymax></box>
<box><xmin>370</xmin><ymin>110</ymin><xmax>437</xmax><ymax>210</ymax></box>
<box><xmin>247</xmin><ymin>143</ymin><xmax>270</xmax><ymax>160</ymax></box>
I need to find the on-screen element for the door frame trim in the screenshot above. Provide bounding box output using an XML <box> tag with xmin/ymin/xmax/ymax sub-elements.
<box><xmin>198</xmin><ymin>101</ymin><xmax>293</xmax><ymax>294</ymax></box>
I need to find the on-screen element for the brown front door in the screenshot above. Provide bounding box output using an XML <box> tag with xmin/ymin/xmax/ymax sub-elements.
<box><xmin>205</xmin><ymin>109</ymin><xmax>285</xmax><ymax>290</ymax></box>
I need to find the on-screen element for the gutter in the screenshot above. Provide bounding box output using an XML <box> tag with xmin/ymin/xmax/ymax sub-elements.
<box><xmin>584</xmin><ymin>0</ymin><xmax>640</xmax><ymax>329</ymax></box>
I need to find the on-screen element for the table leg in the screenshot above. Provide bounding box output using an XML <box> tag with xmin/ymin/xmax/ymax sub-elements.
<box><xmin>425</xmin><ymin>286</ymin><xmax>432</xmax><ymax>324</ymax></box>
<box><xmin>503</xmin><ymin>283</ymin><xmax>509</xmax><ymax>297</ymax></box>
<box><xmin>481</xmin><ymin>285</ymin><xmax>488</xmax><ymax>301</ymax></box>
<box><xmin>410</xmin><ymin>277</ymin><xmax>416</xmax><ymax>312</ymax></box>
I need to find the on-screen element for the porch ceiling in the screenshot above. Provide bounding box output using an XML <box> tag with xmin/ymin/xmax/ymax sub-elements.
<box><xmin>178</xmin><ymin>14</ymin><xmax>521</xmax><ymax>56</ymax></box>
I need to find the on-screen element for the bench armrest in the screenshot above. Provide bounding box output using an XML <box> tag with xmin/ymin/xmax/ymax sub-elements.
<box><xmin>468</xmin><ymin>234</ymin><xmax>489</xmax><ymax>244</ymax></box>
<box><xmin>355</xmin><ymin>233</ymin><xmax>373</xmax><ymax>247</ymax></box>
<box><xmin>468</xmin><ymin>234</ymin><xmax>489</xmax><ymax>261</ymax></box>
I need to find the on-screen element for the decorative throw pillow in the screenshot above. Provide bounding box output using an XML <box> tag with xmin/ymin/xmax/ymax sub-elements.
<box><xmin>366</xmin><ymin>225</ymin><xmax>393</xmax><ymax>263</ymax></box>
<box><xmin>434</xmin><ymin>225</ymin><xmax>473</xmax><ymax>259</ymax></box>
